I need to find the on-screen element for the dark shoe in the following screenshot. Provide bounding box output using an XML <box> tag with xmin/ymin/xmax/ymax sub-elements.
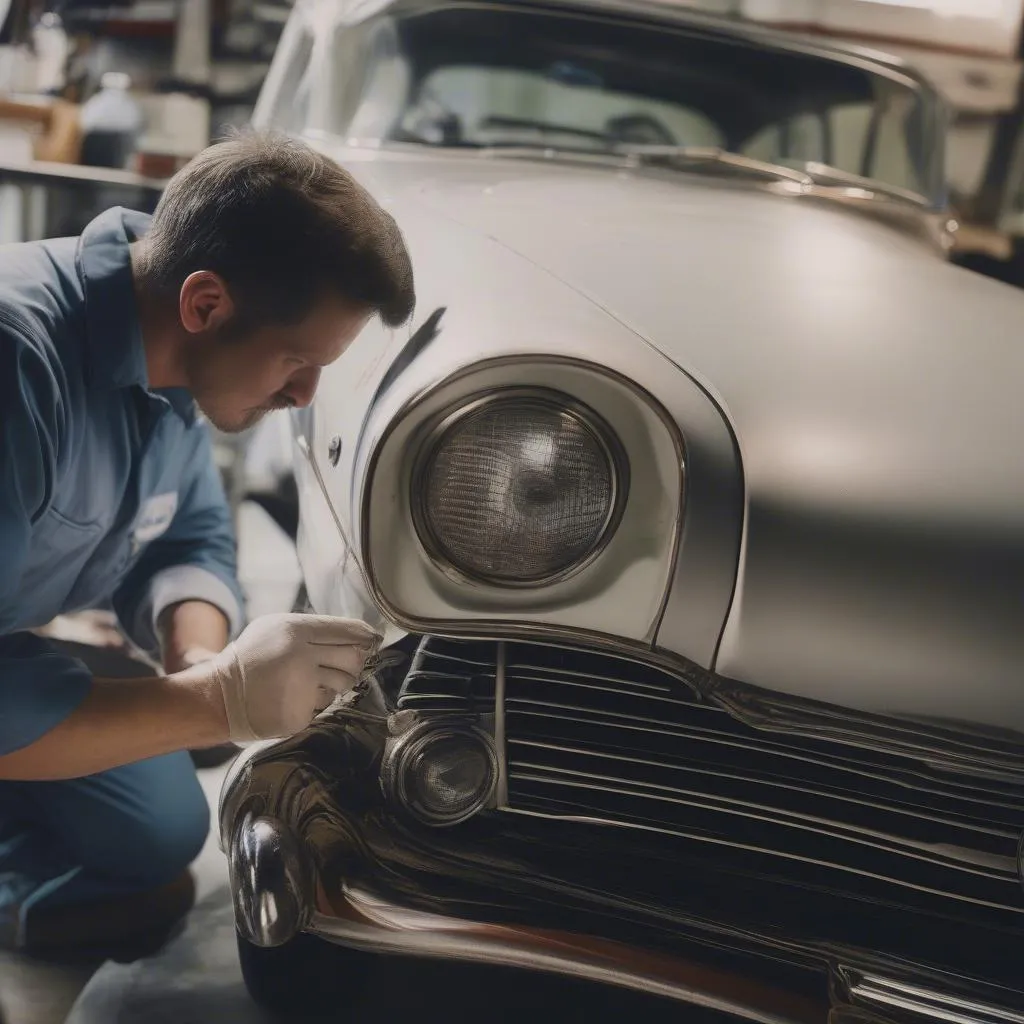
<box><xmin>189</xmin><ymin>742</ymin><xmax>242</xmax><ymax>769</ymax></box>
<box><xmin>23</xmin><ymin>869</ymin><xmax>196</xmax><ymax>962</ymax></box>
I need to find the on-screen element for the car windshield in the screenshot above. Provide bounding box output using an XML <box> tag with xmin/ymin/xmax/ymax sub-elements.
<box><xmin>265</xmin><ymin>0</ymin><xmax>944</xmax><ymax>207</ymax></box>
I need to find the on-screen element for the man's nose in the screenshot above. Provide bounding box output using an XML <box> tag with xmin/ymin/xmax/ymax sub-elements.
<box><xmin>284</xmin><ymin>366</ymin><xmax>322</xmax><ymax>408</ymax></box>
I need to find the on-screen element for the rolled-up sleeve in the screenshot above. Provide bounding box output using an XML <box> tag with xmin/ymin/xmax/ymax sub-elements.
<box><xmin>112</xmin><ymin>422</ymin><xmax>245</xmax><ymax>657</ymax></box>
<box><xmin>0</xmin><ymin>317</ymin><xmax>92</xmax><ymax>754</ymax></box>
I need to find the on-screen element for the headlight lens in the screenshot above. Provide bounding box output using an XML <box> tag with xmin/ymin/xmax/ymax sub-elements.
<box><xmin>413</xmin><ymin>391</ymin><xmax>627</xmax><ymax>585</ymax></box>
<box><xmin>382</xmin><ymin>722</ymin><xmax>499</xmax><ymax>827</ymax></box>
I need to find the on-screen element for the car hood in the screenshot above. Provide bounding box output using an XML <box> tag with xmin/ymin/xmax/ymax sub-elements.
<box><xmin>336</xmin><ymin>148</ymin><xmax>1024</xmax><ymax>731</ymax></box>
<box><xmin>348</xmin><ymin>149</ymin><xmax>1023</xmax><ymax>525</ymax></box>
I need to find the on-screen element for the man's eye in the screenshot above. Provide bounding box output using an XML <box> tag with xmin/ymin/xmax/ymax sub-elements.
<box><xmin>285</xmin><ymin>356</ymin><xmax>304</xmax><ymax>367</ymax></box>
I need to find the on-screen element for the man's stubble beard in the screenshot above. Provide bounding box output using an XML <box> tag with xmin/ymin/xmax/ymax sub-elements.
<box><xmin>184</xmin><ymin>333</ymin><xmax>272</xmax><ymax>435</ymax></box>
<box><xmin>195</xmin><ymin>396</ymin><xmax>271</xmax><ymax>435</ymax></box>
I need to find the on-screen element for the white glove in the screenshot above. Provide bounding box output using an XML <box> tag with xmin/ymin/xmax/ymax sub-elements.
<box><xmin>207</xmin><ymin>613</ymin><xmax>381</xmax><ymax>742</ymax></box>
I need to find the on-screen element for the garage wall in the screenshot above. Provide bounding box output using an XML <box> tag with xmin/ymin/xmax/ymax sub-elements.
<box><xmin>703</xmin><ymin>0</ymin><xmax>1024</xmax><ymax>57</ymax></box>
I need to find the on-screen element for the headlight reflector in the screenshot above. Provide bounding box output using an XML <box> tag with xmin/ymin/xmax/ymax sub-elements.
<box><xmin>413</xmin><ymin>392</ymin><xmax>626</xmax><ymax>585</ymax></box>
<box><xmin>382</xmin><ymin>722</ymin><xmax>498</xmax><ymax>827</ymax></box>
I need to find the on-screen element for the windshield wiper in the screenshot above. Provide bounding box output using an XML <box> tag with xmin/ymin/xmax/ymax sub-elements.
<box><xmin>615</xmin><ymin>146</ymin><xmax>931</xmax><ymax>209</ymax></box>
<box><xmin>471</xmin><ymin>141</ymin><xmax>931</xmax><ymax>210</ymax></box>
<box><xmin>612</xmin><ymin>145</ymin><xmax>814</xmax><ymax>187</ymax></box>
<box><xmin>800</xmin><ymin>160</ymin><xmax>930</xmax><ymax>208</ymax></box>
<box><xmin>474</xmin><ymin>142</ymin><xmax>816</xmax><ymax>183</ymax></box>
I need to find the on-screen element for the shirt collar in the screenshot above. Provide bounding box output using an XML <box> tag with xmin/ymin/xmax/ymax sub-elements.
<box><xmin>77</xmin><ymin>207</ymin><xmax>196</xmax><ymax>424</ymax></box>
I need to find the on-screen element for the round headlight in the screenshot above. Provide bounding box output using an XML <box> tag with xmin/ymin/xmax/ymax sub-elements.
<box><xmin>413</xmin><ymin>391</ymin><xmax>627</xmax><ymax>586</ymax></box>
<box><xmin>382</xmin><ymin>723</ymin><xmax>499</xmax><ymax>827</ymax></box>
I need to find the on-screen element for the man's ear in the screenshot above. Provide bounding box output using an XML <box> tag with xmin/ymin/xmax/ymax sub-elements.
<box><xmin>179</xmin><ymin>271</ymin><xmax>234</xmax><ymax>334</ymax></box>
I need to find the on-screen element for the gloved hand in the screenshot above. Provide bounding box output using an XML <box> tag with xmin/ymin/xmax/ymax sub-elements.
<box><xmin>207</xmin><ymin>613</ymin><xmax>381</xmax><ymax>742</ymax></box>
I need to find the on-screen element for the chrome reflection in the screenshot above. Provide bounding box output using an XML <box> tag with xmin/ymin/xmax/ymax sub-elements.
<box><xmin>311</xmin><ymin>886</ymin><xmax>816</xmax><ymax>1024</ymax></box>
<box><xmin>218</xmin><ymin>680</ymin><xmax>1024</xmax><ymax>1019</ymax></box>
<box><xmin>229</xmin><ymin>813</ymin><xmax>313</xmax><ymax>948</ymax></box>
<box><xmin>838</xmin><ymin>968</ymin><xmax>1024</xmax><ymax>1024</ymax></box>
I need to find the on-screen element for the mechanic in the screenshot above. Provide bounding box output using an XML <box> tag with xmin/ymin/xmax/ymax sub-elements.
<box><xmin>0</xmin><ymin>131</ymin><xmax>415</xmax><ymax>956</ymax></box>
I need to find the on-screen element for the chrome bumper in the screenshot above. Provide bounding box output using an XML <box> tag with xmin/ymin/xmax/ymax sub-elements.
<box><xmin>219</xmin><ymin>683</ymin><xmax>1024</xmax><ymax>1024</ymax></box>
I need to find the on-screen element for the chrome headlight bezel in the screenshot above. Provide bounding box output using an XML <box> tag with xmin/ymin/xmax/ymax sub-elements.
<box><xmin>409</xmin><ymin>387</ymin><xmax>630</xmax><ymax>589</ymax></box>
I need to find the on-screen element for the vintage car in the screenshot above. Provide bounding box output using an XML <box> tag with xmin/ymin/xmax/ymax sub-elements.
<box><xmin>219</xmin><ymin>0</ymin><xmax>1024</xmax><ymax>1019</ymax></box>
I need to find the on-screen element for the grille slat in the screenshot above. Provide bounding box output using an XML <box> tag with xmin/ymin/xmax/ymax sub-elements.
<box><xmin>399</xmin><ymin>638</ymin><xmax>1024</xmax><ymax>917</ymax></box>
<box><xmin>507</xmin><ymin>705</ymin><xmax>1024</xmax><ymax>827</ymax></box>
<box><xmin>508</xmin><ymin>739</ymin><xmax>1020</xmax><ymax>847</ymax></box>
<box><xmin>398</xmin><ymin>638</ymin><xmax>497</xmax><ymax>714</ymax></box>
<box><xmin>507</xmin><ymin>763</ymin><xmax>1018</xmax><ymax>878</ymax></box>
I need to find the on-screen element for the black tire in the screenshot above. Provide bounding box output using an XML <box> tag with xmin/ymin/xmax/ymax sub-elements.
<box><xmin>236</xmin><ymin>930</ymin><xmax>376</xmax><ymax>1018</ymax></box>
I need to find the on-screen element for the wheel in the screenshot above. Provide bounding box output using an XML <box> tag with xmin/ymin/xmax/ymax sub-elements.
<box><xmin>236</xmin><ymin>930</ymin><xmax>376</xmax><ymax>1016</ymax></box>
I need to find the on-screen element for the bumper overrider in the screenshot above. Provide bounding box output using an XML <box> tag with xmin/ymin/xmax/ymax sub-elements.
<box><xmin>219</xmin><ymin>646</ymin><xmax>1024</xmax><ymax>1024</ymax></box>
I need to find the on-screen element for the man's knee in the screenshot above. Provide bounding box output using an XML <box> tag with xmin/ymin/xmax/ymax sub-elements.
<box><xmin>131</xmin><ymin>784</ymin><xmax>210</xmax><ymax>885</ymax></box>
<box><xmin>116</xmin><ymin>769</ymin><xmax>210</xmax><ymax>886</ymax></box>
<box><xmin>53</xmin><ymin>752</ymin><xmax>211</xmax><ymax>888</ymax></box>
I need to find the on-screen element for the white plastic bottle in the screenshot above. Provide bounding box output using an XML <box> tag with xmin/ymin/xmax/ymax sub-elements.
<box><xmin>79</xmin><ymin>71</ymin><xmax>143</xmax><ymax>169</ymax></box>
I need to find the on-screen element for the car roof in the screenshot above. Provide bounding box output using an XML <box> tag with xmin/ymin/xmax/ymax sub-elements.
<box><xmin>364</xmin><ymin>0</ymin><xmax>939</xmax><ymax>101</ymax></box>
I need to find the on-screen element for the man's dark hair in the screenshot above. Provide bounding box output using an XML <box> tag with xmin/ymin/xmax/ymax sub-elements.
<box><xmin>142</xmin><ymin>131</ymin><xmax>415</xmax><ymax>328</ymax></box>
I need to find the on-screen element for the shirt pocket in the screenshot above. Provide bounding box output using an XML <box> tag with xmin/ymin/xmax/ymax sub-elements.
<box><xmin>63</xmin><ymin>500</ymin><xmax>170</xmax><ymax>614</ymax></box>
<box><xmin>20</xmin><ymin>507</ymin><xmax>106</xmax><ymax>627</ymax></box>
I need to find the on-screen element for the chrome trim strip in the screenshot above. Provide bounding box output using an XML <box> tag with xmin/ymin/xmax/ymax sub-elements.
<box><xmin>357</xmin><ymin>355</ymin><xmax>688</xmax><ymax>658</ymax></box>
<box><xmin>507</xmin><ymin>660</ymin><xmax>679</xmax><ymax>695</ymax></box>
<box><xmin>412</xmin><ymin>651</ymin><xmax>499</xmax><ymax>670</ymax></box>
<box><xmin>495</xmin><ymin>640</ymin><xmax>509</xmax><ymax>808</ymax></box>
<box><xmin>399</xmin><ymin>693</ymin><xmax>493</xmax><ymax>707</ymax></box>
<box><xmin>508</xmin><ymin>674</ymin><xmax>699</xmax><ymax>707</ymax></box>
<box><xmin>845</xmin><ymin>973</ymin><xmax>1024</xmax><ymax>1024</ymax></box>
<box><xmin>308</xmin><ymin>888</ymin><xmax>809</xmax><ymax>1024</ymax></box>
<box><xmin>714</xmin><ymin>682</ymin><xmax>1024</xmax><ymax>785</ymax></box>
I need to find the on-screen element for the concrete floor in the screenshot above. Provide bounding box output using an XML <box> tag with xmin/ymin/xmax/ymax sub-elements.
<box><xmin>0</xmin><ymin>502</ymin><xmax>301</xmax><ymax>1024</ymax></box>
<box><xmin>0</xmin><ymin>764</ymin><xmax>234</xmax><ymax>1024</ymax></box>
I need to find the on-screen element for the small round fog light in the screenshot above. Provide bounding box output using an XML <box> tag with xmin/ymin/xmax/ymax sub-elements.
<box><xmin>382</xmin><ymin>723</ymin><xmax>498</xmax><ymax>827</ymax></box>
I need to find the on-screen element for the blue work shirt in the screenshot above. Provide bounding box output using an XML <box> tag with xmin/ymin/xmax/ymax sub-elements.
<box><xmin>0</xmin><ymin>207</ymin><xmax>244</xmax><ymax>756</ymax></box>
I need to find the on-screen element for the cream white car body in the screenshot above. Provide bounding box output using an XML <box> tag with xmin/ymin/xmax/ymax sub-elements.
<box><xmin>258</xmin><ymin>8</ymin><xmax>1024</xmax><ymax>735</ymax></box>
<box><xmin>224</xmin><ymin>3</ymin><xmax>1024</xmax><ymax>1018</ymax></box>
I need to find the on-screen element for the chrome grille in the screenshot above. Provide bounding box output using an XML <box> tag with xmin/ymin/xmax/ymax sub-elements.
<box><xmin>398</xmin><ymin>638</ymin><xmax>497</xmax><ymax>715</ymax></box>
<box><xmin>400</xmin><ymin>638</ymin><xmax>1024</xmax><ymax>918</ymax></box>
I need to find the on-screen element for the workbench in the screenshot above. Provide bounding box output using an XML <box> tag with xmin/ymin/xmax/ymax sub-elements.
<box><xmin>0</xmin><ymin>155</ymin><xmax>166</xmax><ymax>241</ymax></box>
